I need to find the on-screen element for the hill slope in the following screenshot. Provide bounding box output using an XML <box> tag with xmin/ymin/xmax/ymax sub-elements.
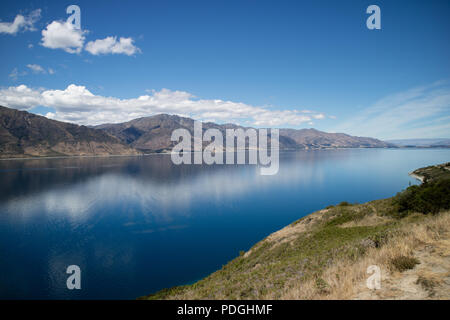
<box><xmin>95</xmin><ymin>114</ymin><xmax>393</xmax><ymax>152</ymax></box>
<box><xmin>141</xmin><ymin>163</ymin><xmax>450</xmax><ymax>300</ymax></box>
<box><xmin>0</xmin><ymin>106</ymin><xmax>141</xmax><ymax>158</ymax></box>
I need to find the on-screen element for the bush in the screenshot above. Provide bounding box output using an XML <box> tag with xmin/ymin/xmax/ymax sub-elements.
<box><xmin>394</xmin><ymin>179</ymin><xmax>450</xmax><ymax>215</ymax></box>
<box><xmin>337</xmin><ymin>201</ymin><xmax>350</xmax><ymax>207</ymax></box>
<box><xmin>390</xmin><ymin>256</ymin><xmax>419</xmax><ymax>272</ymax></box>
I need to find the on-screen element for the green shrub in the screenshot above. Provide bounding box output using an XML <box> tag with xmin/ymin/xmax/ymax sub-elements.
<box><xmin>337</xmin><ymin>201</ymin><xmax>350</xmax><ymax>207</ymax></box>
<box><xmin>395</xmin><ymin>179</ymin><xmax>450</xmax><ymax>215</ymax></box>
<box><xmin>390</xmin><ymin>256</ymin><xmax>419</xmax><ymax>272</ymax></box>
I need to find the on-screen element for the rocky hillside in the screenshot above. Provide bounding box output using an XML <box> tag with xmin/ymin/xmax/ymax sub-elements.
<box><xmin>95</xmin><ymin>114</ymin><xmax>393</xmax><ymax>152</ymax></box>
<box><xmin>0</xmin><ymin>106</ymin><xmax>141</xmax><ymax>158</ymax></box>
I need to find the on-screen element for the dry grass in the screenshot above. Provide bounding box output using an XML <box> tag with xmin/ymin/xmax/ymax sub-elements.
<box><xmin>278</xmin><ymin>212</ymin><xmax>450</xmax><ymax>299</ymax></box>
<box><xmin>339</xmin><ymin>213</ymin><xmax>389</xmax><ymax>228</ymax></box>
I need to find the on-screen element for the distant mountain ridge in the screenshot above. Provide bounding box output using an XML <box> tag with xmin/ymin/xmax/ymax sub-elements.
<box><xmin>387</xmin><ymin>139</ymin><xmax>450</xmax><ymax>148</ymax></box>
<box><xmin>0</xmin><ymin>106</ymin><xmax>140</xmax><ymax>158</ymax></box>
<box><xmin>95</xmin><ymin>113</ymin><xmax>393</xmax><ymax>152</ymax></box>
<box><xmin>0</xmin><ymin>105</ymin><xmax>393</xmax><ymax>158</ymax></box>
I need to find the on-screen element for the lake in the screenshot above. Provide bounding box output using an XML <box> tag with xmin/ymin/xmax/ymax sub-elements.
<box><xmin>0</xmin><ymin>148</ymin><xmax>449</xmax><ymax>299</ymax></box>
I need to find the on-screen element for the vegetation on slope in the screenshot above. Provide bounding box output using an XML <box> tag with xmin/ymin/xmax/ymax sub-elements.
<box><xmin>395</xmin><ymin>163</ymin><xmax>450</xmax><ymax>215</ymax></box>
<box><xmin>140</xmin><ymin>163</ymin><xmax>450</xmax><ymax>300</ymax></box>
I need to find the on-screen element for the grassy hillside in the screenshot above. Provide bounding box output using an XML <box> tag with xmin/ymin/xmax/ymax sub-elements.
<box><xmin>140</xmin><ymin>162</ymin><xmax>450</xmax><ymax>300</ymax></box>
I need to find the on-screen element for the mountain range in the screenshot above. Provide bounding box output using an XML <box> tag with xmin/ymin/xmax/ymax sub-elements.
<box><xmin>94</xmin><ymin>114</ymin><xmax>393</xmax><ymax>152</ymax></box>
<box><xmin>0</xmin><ymin>105</ymin><xmax>393</xmax><ymax>158</ymax></box>
<box><xmin>387</xmin><ymin>139</ymin><xmax>450</xmax><ymax>148</ymax></box>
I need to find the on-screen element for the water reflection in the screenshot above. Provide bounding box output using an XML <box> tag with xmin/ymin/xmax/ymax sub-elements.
<box><xmin>0</xmin><ymin>151</ymin><xmax>344</xmax><ymax>222</ymax></box>
<box><xmin>0</xmin><ymin>149</ymin><xmax>449</xmax><ymax>299</ymax></box>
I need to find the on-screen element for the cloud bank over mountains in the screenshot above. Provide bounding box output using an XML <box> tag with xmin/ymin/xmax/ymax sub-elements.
<box><xmin>0</xmin><ymin>84</ymin><xmax>325</xmax><ymax>127</ymax></box>
<box><xmin>0</xmin><ymin>81</ymin><xmax>448</xmax><ymax>138</ymax></box>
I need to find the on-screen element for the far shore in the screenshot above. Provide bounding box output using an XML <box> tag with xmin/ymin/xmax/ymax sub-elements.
<box><xmin>3</xmin><ymin>146</ymin><xmax>449</xmax><ymax>162</ymax></box>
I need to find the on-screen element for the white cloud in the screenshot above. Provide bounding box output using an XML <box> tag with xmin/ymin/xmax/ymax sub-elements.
<box><xmin>41</xmin><ymin>21</ymin><xmax>86</xmax><ymax>53</ymax></box>
<box><xmin>0</xmin><ymin>85</ymin><xmax>43</xmax><ymax>108</ymax></box>
<box><xmin>332</xmin><ymin>81</ymin><xmax>450</xmax><ymax>139</ymax></box>
<box><xmin>0</xmin><ymin>84</ymin><xmax>325</xmax><ymax>127</ymax></box>
<box><xmin>8</xmin><ymin>68</ymin><xmax>27</xmax><ymax>81</ymax></box>
<box><xmin>48</xmin><ymin>68</ymin><xmax>55</xmax><ymax>74</ymax></box>
<box><xmin>40</xmin><ymin>20</ymin><xmax>139</xmax><ymax>56</ymax></box>
<box><xmin>85</xmin><ymin>36</ymin><xmax>140</xmax><ymax>56</ymax></box>
<box><xmin>0</xmin><ymin>9</ymin><xmax>41</xmax><ymax>34</ymax></box>
<box><xmin>27</xmin><ymin>64</ymin><xmax>46</xmax><ymax>74</ymax></box>
<box><xmin>312</xmin><ymin>113</ymin><xmax>325</xmax><ymax>119</ymax></box>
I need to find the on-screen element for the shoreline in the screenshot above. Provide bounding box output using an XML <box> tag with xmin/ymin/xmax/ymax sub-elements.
<box><xmin>408</xmin><ymin>172</ymin><xmax>425</xmax><ymax>183</ymax></box>
<box><xmin>0</xmin><ymin>153</ymin><xmax>163</xmax><ymax>161</ymax></box>
<box><xmin>2</xmin><ymin>146</ymin><xmax>448</xmax><ymax>162</ymax></box>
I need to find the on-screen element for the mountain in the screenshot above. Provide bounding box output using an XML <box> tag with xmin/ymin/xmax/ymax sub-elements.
<box><xmin>95</xmin><ymin>114</ymin><xmax>392</xmax><ymax>152</ymax></box>
<box><xmin>279</xmin><ymin>128</ymin><xmax>393</xmax><ymax>149</ymax></box>
<box><xmin>0</xmin><ymin>106</ymin><xmax>393</xmax><ymax>158</ymax></box>
<box><xmin>0</xmin><ymin>106</ymin><xmax>140</xmax><ymax>158</ymax></box>
<box><xmin>386</xmin><ymin>139</ymin><xmax>450</xmax><ymax>148</ymax></box>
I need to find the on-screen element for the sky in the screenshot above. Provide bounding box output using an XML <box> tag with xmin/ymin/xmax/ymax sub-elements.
<box><xmin>0</xmin><ymin>0</ymin><xmax>449</xmax><ymax>139</ymax></box>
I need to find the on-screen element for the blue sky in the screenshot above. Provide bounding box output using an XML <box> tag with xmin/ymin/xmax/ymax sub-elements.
<box><xmin>0</xmin><ymin>0</ymin><xmax>449</xmax><ymax>139</ymax></box>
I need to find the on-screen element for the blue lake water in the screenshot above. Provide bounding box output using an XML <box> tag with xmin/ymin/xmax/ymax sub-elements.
<box><xmin>0</xmin><ymin>148</ymin><xmax>449</xmax><ymax>299</ymax></box>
